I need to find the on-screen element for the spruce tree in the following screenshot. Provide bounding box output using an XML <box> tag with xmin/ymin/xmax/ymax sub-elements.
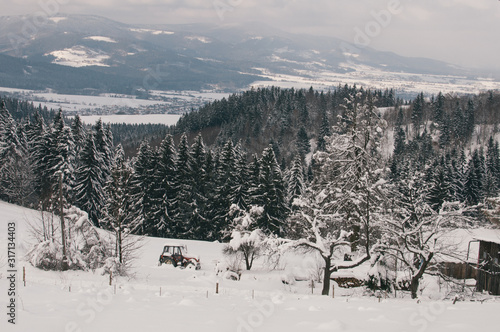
<box><xmin>210</xmin><ymin>140</ymin><xmax>238</xmax><ymax>240</ymax></box>
<box><xmin>74</xmin><ymin>132</ymin><xmax>106</xmax><ymax>226</ymax></box>
<box><xmin>186</xmin><ymin>134</ymin><xmax>208</xmax><ymax>239</ymax></box>
<box><xmin>296</xmin><ymin>126</ymin><xmax>311</xmax><ymax>158</ymax></box>
<box><xmin>255</xmin><ymin>145</ymin><xmax>288</xmax><ymax>236</ymax></box>
<box><xmin>130</xmin><ymin>140</ymin><xmax>161</xmax><ymax>235</ymax></box>
<box><xmin>155</xmin><ymin>134</ymin><xmax>177</xmax><ymax>237</ymax></box>
<box><xmin>317</xmin><ymin>109</ymin><xmax>331</xmax><ymax>152</ymax></box>
<box><xmin>171</xmin><ymin>133</ymin><xmax>196</xmax><ymax>238</ymax></box>
<box><xmin>427</xmin><ymin>157</ymin><xmax>452</xmax><ymax>211</ymax></box>
<box><xmin>286</xmin><ymin>155</ymin><xmax>305</xmax><ymax>207</ymax></box>
<box><xmin>0</xmin><ymin>102</ymin><xmax>32</xmax><ymax>205</ymax></box>
<box><xmin>464</xmin><ymin>149</ymin><xmax>484</xmax><ymax>205</ymax></box>
<box><xmin>233</xmin><ymin>142</ymin><xmax>250</xmax><ymax>211</ymax></box>
<box><xmin>102</xmin><ymin>145</ymin><xmax>137</xmax><ymax>263</ymax></box>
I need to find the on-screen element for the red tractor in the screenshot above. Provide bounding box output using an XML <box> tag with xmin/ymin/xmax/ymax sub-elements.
<box><xmin>158</xmin><ymin>243</ymin><xmax>201</xmax><ymax>270</ymax></box>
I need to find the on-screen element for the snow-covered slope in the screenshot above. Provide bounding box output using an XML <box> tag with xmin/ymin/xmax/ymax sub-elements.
<box><xmin>1</xmin><ymin>200</ymin><xmax>499</xmax><ymax>332</ymax></box>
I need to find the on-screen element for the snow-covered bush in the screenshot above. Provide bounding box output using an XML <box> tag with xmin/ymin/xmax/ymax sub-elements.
<box><xmin>223</xmin><ymin>205</ymin><xmax>269</xmax><ymax>271</ymax></box>
<box><xmin>366</xmin><ymin>254</ymin><xmax>395</xmax><ymax>292</ymax></box>
<box><xmin>98</xmin><ymin>257</ymin><xmax>124</xmax><ymax>276</ymax></box>
<box><xmin>26</xmin><ymin>206</ymin><xmax>113</xmax><ymax>271</ymax></box>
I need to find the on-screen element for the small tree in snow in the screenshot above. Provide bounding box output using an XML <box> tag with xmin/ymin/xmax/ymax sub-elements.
<box><xmin>224</xmin><ymin>204</ymin><xmax>267</xmax><ymax>271</ymax></box>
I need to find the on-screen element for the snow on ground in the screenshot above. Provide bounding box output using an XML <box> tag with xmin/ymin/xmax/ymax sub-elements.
<box><xmin>0</xmin><ymin>87</ymin><xmax>229</xmax><ymax>114</ymax></box>
<box><xmin>250</xmin><ymin>64</ymin><xmax>500</xmax><ymax>96</ymax></box>
<box><xmin>73</xmin><ymin>114</ymin><xmax>182</xmax><ymax>125</ymax></box>
<box><xmin>129</xmin><ymin>28</ymin><xmax>175</xmax><ymax>35</ymax></box>
<box><xmin>1</xmin><ymin>200</ymin><xmax>499</xmax><ymax>332</ymax></box>
<box><xmin>84</xmin><ymin>36</ymin><xmax>118</xmax><ymax>43</ymax></box>
<box><xmin>46</xmin><ymin>46</ymin><xmax>111</xmax><ymax>68</ymax></box>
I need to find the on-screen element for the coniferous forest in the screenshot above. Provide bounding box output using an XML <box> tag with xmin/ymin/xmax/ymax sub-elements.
<box><xmin>2</xmin><ymin>86</ymin><xmax>500</xmax><ymax>244</ymax></box>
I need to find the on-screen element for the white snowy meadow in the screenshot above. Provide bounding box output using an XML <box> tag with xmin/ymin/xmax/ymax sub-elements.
<box><xmin>1</xmin><ymin>200</ymin><xmax>499</xmax><ymax>332</ymax></box>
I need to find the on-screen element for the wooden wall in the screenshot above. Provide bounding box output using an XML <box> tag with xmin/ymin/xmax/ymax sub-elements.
<box><xmin>476</xmin><ymin>241</ymin><xmax>500</xmax><ymax>295</ymax></box>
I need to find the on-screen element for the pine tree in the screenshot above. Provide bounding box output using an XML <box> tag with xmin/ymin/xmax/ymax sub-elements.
<box><xmin>155</xmin><ymin>134</ymin><xmax>177</xmax><ymax>237</ymax></box>
<box><xmin>393</xmin><ymin>127</ymin><xmax>406</xmax><ymax>157</ymax></box>
<box><xmin>26</xmin><ymin>110</ymin><xmax>48</xmax><ymax>205</ymax></box>
<box><xmin>433</xmin><ymin>92</ymin><xmax>445</xmax><ymax>127</ymax></box>
<box><xmin>71</xmin><ymin>114</ymin><xmax>86</xmax><ymax>170</ymax></box>
<box><xmin>93</xmin><ymin>119</ymin><xmax>113</xmax><ymax>180</ymax></box>
<box><xmin>186</xmin><ymin>134</ymin><xmax>208</xmax><ymax>239</ymax></box>
<box><xmin>411</xmin><ymin>93</ymin><xmax>424</xmax><ymax>136</ymax></box>
<box><xmin>296</xmin><ymin>126</ymin><xmax>311</xmax><ymax>158</ymax></box>
<box><xmin>49</xmin><ymin>110</ymin><xmax>75</xmax><ymax>204</ymax></box>
<box><xmin>233</xmin><ymin>142</ymin><xmax>251</xmax><ymax>211</ymax></box>
<box><xmin>74</xmin><ymin>132</ymin><xmax>106</xmax><ymax>226</ymax></box>
<box><xmin>171</xmin><ymin>133</ymin><xmax>196</xmax><ymax>238</ymax></box>
<box><xmin>0</xmin><ymin>102</ymin><xmax>32</xmax><ymax>205</ymax></box>
<box><xmin>464</xmin><ymin>99</ymin><xmax>475</xmax><ymax>141</ymax></box>
<box><xmin>210</xmin><ymin>140</ymin><xmax>238</xmax><ymax>240</ymax></box>
<box><xmin>464</xmin><ymin>149</ymin><xmax>484</xmax><ymax>205</ymax></box>
<box><xmin>317</xmin><ymin>109</ymin><xmax>331</xmax><ymax>152</ymax></box>
<box><xmin>130</xmin><ymin>140</ymin><xmax>161</xmax><ymax>235</ymax></box>
<box><xmin>427</xmin><ymin>157</ymin><xmax>452</xmax><ymax>211</ymax></box>
<box><xmin>102</xmin><ymin>145</ymin><xmax>137</xmax><ymax>264</ymax></box>
<box><xmin>484</xmin><ymin>137</ymin><xmax>499</xmax><ymax>197</ymax></box>
<box><xmin>247</xmin><ymin>153</ymin><xmax>261</xmax><ymax>206</ymax></box>
<box><xmin>255</xmin><ymin>145</ymin><xmax>288</xmax><ymax>236</ymax></box>
<box><xmin>286</xmin><ymin>155</ymin><xmax>305</xmax><ymax>207</ymax></box>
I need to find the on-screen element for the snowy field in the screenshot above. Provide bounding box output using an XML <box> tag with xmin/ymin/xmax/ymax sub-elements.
<box><xmin>1</xmin><ymin>200</ymin><xmax>499</xmax><ymax>332</ymax></box>
<box><xmin>73</xmin><ymin>114</ymin><xmax>182</xmax><ymax>125</ymax></box>
<box><xmin>0</xmin><ymin>87</ymin><xmax>230</xmax><ymax>113</ymax></box>
<box><xmin>250</xmin><ymin>64</ymin><xmax>500</xmax><ymax>97</ymax></box>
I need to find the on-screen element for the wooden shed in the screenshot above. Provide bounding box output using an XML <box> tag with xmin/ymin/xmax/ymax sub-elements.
<box><xmin>475</xmin><ymin>236</ymin><xmax>500</xmax><ymax>295</ymax></box>
<box><xmin>435</xmin><ymin>228</ymin><xmax>500</xmax><ymax>295</ymax></box>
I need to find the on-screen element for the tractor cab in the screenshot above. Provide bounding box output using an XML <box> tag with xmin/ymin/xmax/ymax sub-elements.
<box><xmin>158</xmin><ymin>243</ymin><xmax>201</xmax><ymax>270</ymax></box>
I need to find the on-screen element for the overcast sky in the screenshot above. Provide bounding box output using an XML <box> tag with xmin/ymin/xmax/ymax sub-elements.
<box><xmin>3</xmin><ymin>0</ymin><xmax>500</xmax><ymax>70</ymax></box>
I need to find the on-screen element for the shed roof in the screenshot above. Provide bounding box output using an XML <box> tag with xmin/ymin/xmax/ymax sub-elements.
<box><xmin>469</xmin><ymin>229</ymin><xmax>500</xmax><ymax>245</ymax></box>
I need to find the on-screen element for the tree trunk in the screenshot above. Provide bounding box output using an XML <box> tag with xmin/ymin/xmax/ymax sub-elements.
<box><xmin>244</xmin><ymin>252</ymin><xmax>252</xmax><ymax>270</ymax></box>
<box><xmin>322</xmin><ymin>255</ymin><xmax>332</xmax><ymax>295</ymax></box>
<box><xmin>118</xmin><ymin>228</ymin><xmax>122</xmax><ymax>264</ymax></box>
<box><xmin>410</xmin><ymin>275</ymin><xmax>420</xmax><ymax>299</ymax></box>
<box><xmin>410</xmin><ymin>254</ymin><xmax>434</xmax><ymax>299</ymax></box>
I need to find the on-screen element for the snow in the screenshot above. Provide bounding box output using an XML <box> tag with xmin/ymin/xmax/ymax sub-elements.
<box><xmin>129</xmin><ymin>28</ymin><xmax>174</xmax><ymax>35</ymax></box>
<box><xmin>185</xmin><ymin>36</ymin><xmax>212</xmax><ymax>43</ymax></box>
<box><xmin>249</xmin><ymin>63</ymin><xmax>500</xmax><ymax>96</ymax></box>
<box><xmin>0</xmin><ymin>87</ymin><xmax>229</xmax><ymax>114</ymax></box>
<box><xmin>46</xmin><ymin>46</ymin><xmax>110</xmax><ymax>67</ymax></box>
<box><xmin>470</xmin><ymin>228</ymin><xmax>500</xmax><ymax>245</ymax></box>
<box><xmin>74</xmin><ymin>114</ymin><xmax>182</xmax><ymax>125</ymax></box>
<box><xmin>1</xmin><ymin>200</ymin><xmax>500</xmax><ymax>331</ymax></box>
<box><xmin>49</xmin><ymin>17</ymin><xmax>67</xmax><ymax>23</ymax></box>
<box><xmin>84</xmin><ymin>36</ymin><xmax>118</xmax><ymax>43</ymax></box>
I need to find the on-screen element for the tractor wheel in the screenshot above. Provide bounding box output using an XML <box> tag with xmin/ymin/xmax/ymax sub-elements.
<box><xmin>185</xmin><ymin>261</ymin><xmax>196</xmax><ymax>269</ymax></box>
<box><xmin>163</xmin><ymin>257</ymin><xmax>176</xmax><ymax>267</ymax></box>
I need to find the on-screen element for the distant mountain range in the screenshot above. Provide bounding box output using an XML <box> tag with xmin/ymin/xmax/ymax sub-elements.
<box><xmin>0</xmin><ymin>14</ymin><xmax>498</xmax><ymax>96</ymax></box>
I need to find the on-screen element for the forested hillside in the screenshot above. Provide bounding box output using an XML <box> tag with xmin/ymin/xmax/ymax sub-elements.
<box><xmin>2</xmin><ymin>87</ymin><xmax>500</xmax><ymax>246</ymax></box>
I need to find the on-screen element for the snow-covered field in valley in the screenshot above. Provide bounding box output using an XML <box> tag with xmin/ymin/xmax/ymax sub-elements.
<box><xmin>1</xmin><ymin>200</ymin><xmax>499</xmax><ymax>332</ymax></box>
<box><xmin>75</xmin><ymin>114</ymin><xmax>182</xmax><ymax>125</ymax></box>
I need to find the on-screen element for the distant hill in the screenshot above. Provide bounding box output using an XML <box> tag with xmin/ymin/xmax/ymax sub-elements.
<box><xmin>0</xmin><ymin>14</ymin><xmax>497</xmax><ymax>96</ymax></box>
